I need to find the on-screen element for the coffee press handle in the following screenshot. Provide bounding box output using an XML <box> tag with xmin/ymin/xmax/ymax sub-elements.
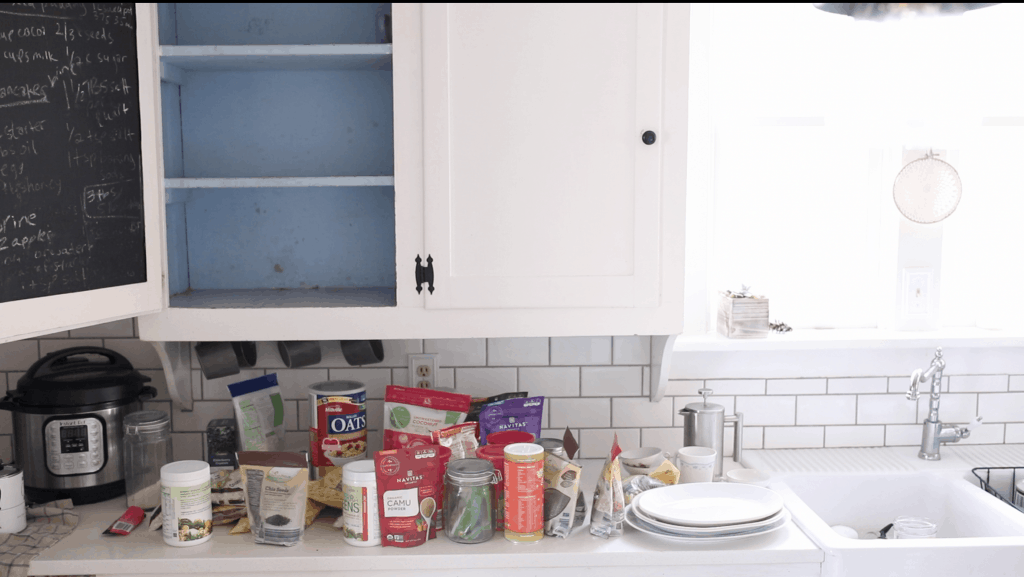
<box><xmin>725</xmin><ymin>412</ymin><xmax>744</xmax><ymax>466</ymax></box>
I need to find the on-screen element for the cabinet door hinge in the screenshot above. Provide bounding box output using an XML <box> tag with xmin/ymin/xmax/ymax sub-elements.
<box><xmin>415</xmin><ymin>254</ymin><xmax>434</xmax><ymax>294</ymax></box>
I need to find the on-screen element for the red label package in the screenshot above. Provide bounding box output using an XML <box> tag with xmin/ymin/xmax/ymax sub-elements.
<box><xmin>374</xmin><ymin>446</ymin><xmax>443</xmax><ymax>548</ymax></box>
<box><xmin>383</xmin><ymin>385</ymin><xmax>471</xmax><ymax>450</ymax></box>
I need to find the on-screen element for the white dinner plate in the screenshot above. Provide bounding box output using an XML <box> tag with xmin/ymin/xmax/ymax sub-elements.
<box><xmin>635</xmin><ymin>482</ymin><xmax>784</xmax><ymax>527</ymax></box>
<box><xmin>630</xmin><ymin>496</ymin><xmax>785</xmax><ymax>535</ymax></box>
<box><xmin>625</xmin><ymin>505</ymin><xmax>789</xmax><ymax>543</ymax></box>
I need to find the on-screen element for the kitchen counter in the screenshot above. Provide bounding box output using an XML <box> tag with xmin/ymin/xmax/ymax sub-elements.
<box><xmin>30</xmin><ymin>459</ymin><xmax>824</xmax><ymax>577</ymax></box>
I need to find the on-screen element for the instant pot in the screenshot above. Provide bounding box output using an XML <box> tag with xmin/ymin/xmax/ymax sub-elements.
<box><xmin>0</xmin><ymin>347</ymin><xmax>155</xmax><ymax>505</ymax></box>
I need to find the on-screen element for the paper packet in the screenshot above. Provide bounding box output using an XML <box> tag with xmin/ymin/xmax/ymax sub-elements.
<box><xmin>589</xmin><ymin>433</ymin><xmax>625</xmax><ymax>538</ymax></box>
<box><xmin>543</xmin><ymin>451</ymin><xmax>582</xmax><ymax>538</ymax></box>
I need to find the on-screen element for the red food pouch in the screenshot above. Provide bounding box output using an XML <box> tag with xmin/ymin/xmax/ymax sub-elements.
<box><xmin>103</xmin><ymin>506</ymin><xmax>147</xmax><ymax>536</ymax></box>
<box><xmin>374</xmin><ymin>445</ymin><xmax>442</xmax><ymax>548</ymax></box>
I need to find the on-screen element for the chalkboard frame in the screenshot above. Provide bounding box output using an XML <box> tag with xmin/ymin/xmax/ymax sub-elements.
<box><xmin>0</xmin><ymin>4</ymin><xmax>164</xmax><ymax>344</ymax></box>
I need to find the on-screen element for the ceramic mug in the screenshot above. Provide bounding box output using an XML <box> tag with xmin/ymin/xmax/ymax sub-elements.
<box><xmin>676</xmin><ymin>446</ymin><xmax>716</xmax><ymax>484</ymax></box>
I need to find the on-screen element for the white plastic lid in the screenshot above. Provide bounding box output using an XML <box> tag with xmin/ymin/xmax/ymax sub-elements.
<box><xmin>503</xmin><ymin>442</ymin><xmax>544</xmax><ymax>457</ymax></box>
<box><xmin>161</xmin><ymin>460</ymin><xmax>210</xmax><ymax>484</ymax></box>
<box><xmin>342</xmin><ymin>459</ymin><xmax>376</xmax><ymax>482</ymax></box>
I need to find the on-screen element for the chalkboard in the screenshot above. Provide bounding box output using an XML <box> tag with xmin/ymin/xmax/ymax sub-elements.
<box><xmin>0</xmin><ymin>3</ymin><xmax>146</xmax><ymax>304</ymax></box>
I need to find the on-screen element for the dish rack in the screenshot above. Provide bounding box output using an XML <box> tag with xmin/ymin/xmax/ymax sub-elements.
<box><xmin>972</xmin><ymin>467</ymin><xmax>1024</xmax><ymax>513</ymax></box>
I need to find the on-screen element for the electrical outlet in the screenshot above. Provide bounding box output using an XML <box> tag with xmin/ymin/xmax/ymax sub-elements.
<box><xmin>903</xmin><ymin>268</ymin><xmax>932</xmax><ymax>316</ymax></box>
<box><xmin>407</xmin><ymin>353</ymin><xmax>440</xmax><ymax>389</ymax></box>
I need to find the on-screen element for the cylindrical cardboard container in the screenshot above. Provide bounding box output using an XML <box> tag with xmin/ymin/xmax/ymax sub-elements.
<box><xmin>161</xmin><ymin>461</ymin><xmax>212</xmax><ymax>547</ymax></box>
<box><xmin>309</xmin><ymin>381</ymin><xmax>367</xmax><ymax>479</ymax></box>
<box><xmin>503</xmin><ymin>442</ymin><xmax>544</xmax><ymax>544</ymax></box>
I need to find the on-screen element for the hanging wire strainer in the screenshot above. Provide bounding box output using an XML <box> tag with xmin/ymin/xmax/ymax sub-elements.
<box><xmin>892</xmin><ymin>150</ymin><xmax>962</xmax><ymax>224</ymax></box>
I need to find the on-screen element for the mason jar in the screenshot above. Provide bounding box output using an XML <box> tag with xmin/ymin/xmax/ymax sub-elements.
<box><xmin>123</xmin><ymin>410</ymin><xmax>173</xmax><ymax>510</ymax></box>
<box><xmin>443</xmin><ymin>458</ymin><xmax>498</xmax><ymax>544</ymax></box>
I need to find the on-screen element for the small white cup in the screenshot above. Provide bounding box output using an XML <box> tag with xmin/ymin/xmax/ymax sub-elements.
<box><xmin>676</xmin><ymin>446</ymin><xmax>716</xmax><ymax>484</ymax></box>
<box><xmin>725</xmin><ymin>468</ymin><xmax>771</xmax><ymax>487</ymax></box>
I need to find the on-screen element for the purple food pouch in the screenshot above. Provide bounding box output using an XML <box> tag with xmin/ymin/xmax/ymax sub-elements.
<box><xmin>478</xmin><ymin>396</ymin><xmax>545</xmax><ymax>445</ymax></box>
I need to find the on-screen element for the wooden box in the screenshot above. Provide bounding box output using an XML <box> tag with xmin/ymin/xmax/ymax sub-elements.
<box><xmin>717</xmin><ymin>297</ymin><xmax>769</xmax><ymax>339</ymax></box>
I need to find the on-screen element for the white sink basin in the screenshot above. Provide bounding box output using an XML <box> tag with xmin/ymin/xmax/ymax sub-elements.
<box><xmin>747</xmin><ymin>447</ymin><xmax>1024</xmax><ymax>577</ymax></box>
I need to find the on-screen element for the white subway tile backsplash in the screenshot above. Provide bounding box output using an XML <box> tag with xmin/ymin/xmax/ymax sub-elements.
<box><xmin>326</xmin><ymin>368</ymin><xmax>391</xmax><ymax>399</ymax></box>
<box><xmin>828</xmin><ymin>378</ymin><xmax>887</xmax><ymax>394</ymax></box>
<box><xmin>487</xmin><ymin>338</ymin><xmax>548</xmax><ymax>366</ymax></box>
<box><xmin>579</xmin><ymin>428</ymin><xmax>641</xmax><ymax>459</ymax></box>
<box><xmin>796</xmin><ymin>395</ymin><xmax>856</xmax><ymax>426</ymax></box>
<box><xmin>39</xmin><ymin>339</ymin><xmax>101</xmax><ymax>358</ymax></box>
<box><xmin>1005</xmin><ymin>423</ymin><xmax>1024</xmax><ymax>444</ymax></box>
<box><xmin>550</xmin><ymin>398</ymin><xmax>610</xmax><ymax>429</ymax></box>
<box><xmin>298</xmin><ymin>400</ymin><xmax>311</xmax><ymax>432</ymax></box>
<box><xmin>663</xmin><ymin>380</ymin><xmax>703</xmax><ymax>397</ymax></box>
<box><xmin>767</xmin><ymin>379</ymin><xmax>826</xmax><ymax>395</ymax></box>
<box><xmin>706</xmin><ymin>379</ymin><xmax>766</xmax><ymax>396</ymax></box>
<box><xmin>519</xmin><ymin>367</ymin><xmax>579</xmax><ymax>397</ymax></box>
<box><xmin>916</xmin><ymin>393</ymin><xmax>977</xmax><ymax>424</ymax></box>
<box><xmin>639</xmin><ymin>427</ymin><xmax>688</xmax><ymax>457</ymax></box>
<box><xmin>172</xmin><ymin>433</ymin><xmax>204</xmax><ymax>462</ymax></box>
<box><xmin>949</xmin><ymin>375</ymin><xmax>1008</xmax><ymax>393</ymax></box>
<box><xmin>977</xmin><ymin>393</ymin><xmax>1024</xmax><ymax>423</ymax></box>
<box><xmin>673</xmin><ymin>396</ymin><xmax>735</xmax><ymax>427</ymax></box>
<box><xmin>551</xmin><ymin>337</ymin><xmax>611</xmax><ymax>366</ymax></box>
<box><xmin>381</xmin><ymin>340</ymin><xmax>425</xmax><ymax>368</ymax></box>
<box><xmin>959</xmin><ymin>423</ymin><xmax>1004</xmax><ymax>445</ymax></box>
<box><xmin>825</xmin><ymin>425</ymin><xmax>885</xmax><ymax>448</ymax></box>
<box><xmin>885</xmin><ymin>424</ymin><xmax>922</xmax><ymax>446</ymax></box>
<box><xmin>735</xmin><ymin>396</ymin><xmax>796</xmax><ymax>426</ymax></box>
<box><xmin>1010</xmin><ymin>376</ymin><xmax>1024</xmax><ymax>391</ymax></box>
<box><xmin>367</xmin><ymin>400</ymin><xmax>384</xmax><ymax>432</ymax></box>
<box><xmin>763</xmin><ymin>427</ymin><xmax>824</xmax><ymax>449</ymax></box>
<box><xmin>642</xmin><ymin>367</ymin><xmax>650</xmax><ymax>397</ymax></box>
<box><xmin>0</xmin><ymin>436</ymin><xmax>11</xmax><ymax>463</ymax></box>
<box><xmin>581</xmin><ymin>366</ymin><xmax>642</xmax><ymax>397</ymax></box>
<box><xmin>857</xmin><ymin>394</ymin><xmax>917</xmax><ymax>424</ymax></box>
<box><xmin>172</xmin><ymin>402</ymin><xmax>234</xmax><ymax>432</ymax></box>
<box><xmin>391</xmin><ymin>367</ymin><xmax>454</xmax><ymax>391</ymax></box>
<box><xmin>425</xmin><ymin>338</ymin><xmax>487</xmax><ymax>367</ymax></box>
<box><xmin>613</xmin><ymin>396</ymin><xmax>673</xmax><ymax>428</ymax></box>
<box><xmin>202</xmin><ymin>369</ymin><xmax>265</xmax><ymax>401</ymax></box>
<box><xmin>191</xmin><ymin>370</ymin><xmax>203</xmax><ymax>401</ymax></box>
<box><xmin>285</xmin><ymin>400</ymin><xmax>299</xmax><ymax>431</ymax></box>
<box><xmin>742</xmin><ymin>426</ymin><xmax>764</xmax><ymax>451</ymax></box>
<box><xmin>612</xmin><ymin>336</ymin><xmax>651</xmax><ymax>365</ymax></box>
<box><xmin>274</xmin><ymin>369</ymin><xmax>330</xmax><ymax>400</ymax></box>
<box><xmin>69</xmin><ymin>318</ymin><xmax>134</xmax><ymax>338</ymax></box>
<box><xmin>889</xmin><ymin>376</ymin><xmax>948</xmax><ymax>394</ymax></box>
<box><xmin>455</xmin><ymin>368</ymin><xmax>518</xmax><ymax>398</ymax></box>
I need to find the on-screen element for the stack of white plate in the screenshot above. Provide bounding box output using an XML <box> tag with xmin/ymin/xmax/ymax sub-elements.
<box><xmin>626</xmin><ymin>483</ymin><xmax>788</xmax><ymax>543</ymax></box>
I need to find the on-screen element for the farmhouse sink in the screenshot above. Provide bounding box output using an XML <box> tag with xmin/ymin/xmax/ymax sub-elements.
<box><xmin>746</xmin><ymin>447</ymin><xmax>1024</xmax><ymax>577</ymax></box>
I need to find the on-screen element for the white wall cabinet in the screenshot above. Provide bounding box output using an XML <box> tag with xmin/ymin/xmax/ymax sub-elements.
<box><xmin>2</xmin><ymin>3</ymin><xmax>690</xmax><ymax>344</ymax></box>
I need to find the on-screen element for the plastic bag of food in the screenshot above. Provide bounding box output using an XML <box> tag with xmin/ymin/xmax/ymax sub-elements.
<box><xmin>622</xmin><ymin>474</ymin><xmax>668</xmax><ymax>505</ymax></box>
<box><xmin>478</xmin><ymin>396</ymin><xmax>544</xmax><ymax>445</ymax></box>
<box><xmin>590</xmin><ymin>434</ymin><xmax>625</xmax><ymax>539</ymax></box>
<box><xmin>228</xmin><ymin>374</ymin><xmax>286</xmax><ymax>452</ymax></box>
<box><xmin>466</xmin><ymin>392</ymin><xmax>527</xmax><ymax>422</ymax></box>
<box><xmin>430</xmin><ymin>422</ymin><xmax>479</xmax><ymax>459</ymax></box>
<box><xmin>543</xmin><ymin>451</ymin><xmax>582</xmax><ymax>538</ymax></box>
<box><xmin>374</xmin><ymin>445</ymin><xmax>443</xmax><ymax>547</ymax></box>
<box><xmin>383</xmin><ymin>385</ymin><xmax>471</xmax><ymax>450</ymax></box>
<box><xmin>238</xmin><ymin>451</ymin><xmax>309</xmax><ymax>546</ymax></box>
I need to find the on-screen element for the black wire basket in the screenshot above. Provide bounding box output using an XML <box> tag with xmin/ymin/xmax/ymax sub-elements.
<box><xmin>971</xmin><ymin>467</ymin><xmax>1024</xmax><ymax>513</ymax></box>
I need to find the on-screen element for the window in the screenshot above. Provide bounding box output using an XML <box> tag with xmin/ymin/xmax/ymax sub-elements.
<box><xmin>685</xmin><ymin>3</ymin><xmax>1024</xmax><ymax>334</ymax></box>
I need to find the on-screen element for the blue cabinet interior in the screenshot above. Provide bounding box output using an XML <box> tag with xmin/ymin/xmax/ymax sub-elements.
<box><xmin>157</xmin><ymin>3</ymin><xmax>396</xmax><ymax>309</ymax></box>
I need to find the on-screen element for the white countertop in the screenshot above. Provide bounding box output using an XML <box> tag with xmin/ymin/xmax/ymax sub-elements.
<box><xmin>30</xmin><ymin>459</ymin><xmax>824</xmax><ymax>577</ymax></box>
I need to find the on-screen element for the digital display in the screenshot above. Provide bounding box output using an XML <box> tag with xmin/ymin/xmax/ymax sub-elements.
<box><xmin>59</xmin><ymin>425</ymin><xmax>90</xmax><ymax>453</ymax></box>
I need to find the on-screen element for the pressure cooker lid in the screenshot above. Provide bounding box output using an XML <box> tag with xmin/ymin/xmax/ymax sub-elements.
<box><xmin>11</xmin><ymin>347</ymin><xmax>151</xmax><ymax>408</ymax></box>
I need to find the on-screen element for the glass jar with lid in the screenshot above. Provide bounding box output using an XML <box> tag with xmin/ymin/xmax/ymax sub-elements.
<box><xmin>123</xmin><ymin>410</ymin><xmax>172</xmax><ymax>510</ymax></box>
<box><xmin>443</xmin><ymin>458</ymin><xmax>498</xmax><ymax>544</ymax></box>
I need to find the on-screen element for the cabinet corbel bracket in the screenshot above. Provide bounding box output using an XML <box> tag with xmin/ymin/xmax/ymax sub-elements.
<box><xmin>650</xmin><ymin>334</ymin><xmax>678</xmax><ymax>402</ymax></box>
<box><xmin>152</xmin><ymin>341</ymin><xmax>193</xmax><ymax>410</ymax></box>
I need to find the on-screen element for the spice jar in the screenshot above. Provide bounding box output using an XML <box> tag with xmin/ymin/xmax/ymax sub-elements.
<box><xmin>123</xmin><ymin>410</ymin><xmax>173</xmax><ymax>511</ymax></box>
<box><xmin>443</xmin><ymin>459</ymin><xmax>498</xmax><ymax>544</ymax></box>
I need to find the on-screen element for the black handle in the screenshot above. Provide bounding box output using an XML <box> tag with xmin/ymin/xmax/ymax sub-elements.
<box><xmin>138</xmin><ymin>386</ymin><xmax>158</xmax><ymax>402</ymax></box>
<box><xmin>25</xmin><ymin>346</ymin><xmax>130</xmax><ymax>380</ymax></box>
<box><xmin>642</xmin><ymin>130</ymin><xmax>657</xmax><ymax>145</ymax></box>
<box><xmin>415</xmin><ymin>255</ymin><xmax>435</xmax><ymax>295</ymax></box>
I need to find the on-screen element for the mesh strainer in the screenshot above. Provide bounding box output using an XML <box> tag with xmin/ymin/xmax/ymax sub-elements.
<box><xmin>892</xmin><ymin>150</ymin><xmax>962</xmax><ymax>224</ymax></box>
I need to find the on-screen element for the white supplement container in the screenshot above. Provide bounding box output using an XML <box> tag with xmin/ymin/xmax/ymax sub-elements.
<box><xmin>161</xmin><ymin>461</ymin><xmax>212</xmax><ymax>547</ymax></box>
<box><xmin>341</xmin><ymin>460</ymin><xmax>380</xmax><ymax>546</ymax></box>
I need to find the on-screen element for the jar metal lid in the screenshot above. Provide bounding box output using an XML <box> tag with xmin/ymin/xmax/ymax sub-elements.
<box><xmin>446</xmin><ymin>458</ymin><xmax>496</xmax><ymax>485</ymax></box>
<box><xmin>536</xmin><ymin>438</ymin><xmax>565</xmax><ymax>456</ymax></box>
<box><xmin>124</xmin><ymin>410</ymin><xmax>170</xmax><ymax>433</ymax></box>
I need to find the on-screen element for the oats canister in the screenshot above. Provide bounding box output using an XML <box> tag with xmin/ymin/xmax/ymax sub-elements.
<box><xmin>309</xmin><ymin>381</ymin><xmax>368</xmax><ymax>479</ymax></box>
<box><xmin>342</xmin><ymin>460</ymin><xmax>381</xmax><ymax>547</ymax></box>
<box><xmin>503</xmin><ymin>442</ymin><xmax>544</xmax><ymax>544</ymax></box>
<box><xmin>161</xmin><ymin>461</ymin><xmax>212</xmax><ymax>547</ymax></box>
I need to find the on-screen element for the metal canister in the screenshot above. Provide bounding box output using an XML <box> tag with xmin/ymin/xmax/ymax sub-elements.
<box><xmin>443</xmin><ymin>459</ymin><xmax>498</xmax><ymax>544</ymax></box>
<box><xmin>503</xmin><ymin>443</ymin><xmax>544</xmax><ymax>544</ymax></box>
<box><xmin>308</xmin><ymin>381</ymin><xmax>367</xmax><ymax>479</ymax></box>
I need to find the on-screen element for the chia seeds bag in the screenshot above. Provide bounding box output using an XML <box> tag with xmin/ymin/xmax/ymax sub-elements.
<box><xmin>238</xmin><ymin>451</ymin><xmax>309</xmax><ymax>547</ymax></box>
<box><xmin>478</xmin><ymin>396</ymin><xmax>545</xmax><ymax>445</ymax></box>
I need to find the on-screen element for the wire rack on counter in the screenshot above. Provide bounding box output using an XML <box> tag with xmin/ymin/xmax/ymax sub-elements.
<box><xmin>972</xmin><ymin>467</ymin><xmax>1024</xmax><ymax>513</ymax></box>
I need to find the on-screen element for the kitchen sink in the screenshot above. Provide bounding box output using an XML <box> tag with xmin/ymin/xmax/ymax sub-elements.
<box><xmin>747</xmin><ymin>446</ymin><xmax>1024</xmax><ymax>577</ymax></box>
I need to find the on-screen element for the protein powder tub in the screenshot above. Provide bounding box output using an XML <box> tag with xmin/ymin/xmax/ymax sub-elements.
<box><xmin>341</xmin><ymin>460</ymin><xmax>380</xmax><ymax>547</ymax></box>
<box><xmin>161</xmin><ymin>461</ymin><xmax>212</xmax><ymax>547</ymax></box>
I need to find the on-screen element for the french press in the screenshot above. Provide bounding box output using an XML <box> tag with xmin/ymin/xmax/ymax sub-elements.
<box><xmin>678</xmin><ymin>387</ymin><xmax>744</xmax><ymax>481</ymax></box>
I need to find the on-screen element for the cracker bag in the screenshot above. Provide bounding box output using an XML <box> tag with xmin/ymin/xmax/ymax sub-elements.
<box><xmin>589</xmin><ymin>433</ymin><xmax>625</xmax><ymax>538</ymax></box>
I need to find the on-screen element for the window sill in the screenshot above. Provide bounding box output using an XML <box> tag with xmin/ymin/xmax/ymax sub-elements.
<box><xmin>673</xmin><ymin>327</ymin><xmax>1024</xmax><ymax>352</ymax></box>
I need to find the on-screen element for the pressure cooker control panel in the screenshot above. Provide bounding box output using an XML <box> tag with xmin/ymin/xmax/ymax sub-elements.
<box><xmin>44</xmin><ymin>418</ymin><xmax>104</xmax><ymax>476</ymax></box>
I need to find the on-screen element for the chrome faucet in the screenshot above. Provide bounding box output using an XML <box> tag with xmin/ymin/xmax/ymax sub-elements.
<box><xmin>906</xmin><ymin>347</ymin><xmax>982</xmax><ymax>461</ymax></box>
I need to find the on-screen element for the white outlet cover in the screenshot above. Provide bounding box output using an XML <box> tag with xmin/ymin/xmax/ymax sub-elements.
<box><xmin>407</xmin><ymin>353</ymin><xmax>440</xmax><ymax>389</ymax></box>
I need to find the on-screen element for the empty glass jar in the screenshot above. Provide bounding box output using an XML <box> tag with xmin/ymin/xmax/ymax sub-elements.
<box><xmin>443</xmin><ymin>458</ymin><xmax>498</xmax><ymax>544</ymax></box>
<box><xmin>123</xmin><ymin>410</ymin><xmax>173</xmax><ymax>510</ymax></box>
<box><xmin>892</xmin><ymin>516</ymin><xmax>938</xmax><ymax>539</ymax></box>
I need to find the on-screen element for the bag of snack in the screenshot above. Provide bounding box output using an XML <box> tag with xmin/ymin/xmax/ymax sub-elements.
<box><xmin>478</xmin><ymin>396</ymin><xmax>544</xmax><ymax>445</ymax></box>
<box><xmin>430</xmin><ymin>422</ymin><xmax>480</xmax><ymax>460</ymax></box>
<box><xmin>590</xmin><ymin>434</ymin><xmax>625</xmax><ymax>539</ymax></box>
<box><xmin>383</xmin><ymin>385</ymin><xmax>471</xmax><ymax>450</ymax></box>
<box><xmin>466</xmin><ymin>392</ymin><xmax>527</xmax><ymax>422</ymax></box>
<box><xmin>374</xmin><ymin>445</ymin><xmax>443</xmax><ymax>548</ymax></box>
<box><xmin>543</xmin><ymin>451</ymin><xmax>582</xmax><ymax>538</ymax></box>
<box><xmin>228</xmin><ymin>375</ymin><xmax>286</xmax><ymax>452</ymax></box>
<box><xmin>238</xmin><ymin>451</ymin><xmax>309</xmax><ymax>546</ymax></box>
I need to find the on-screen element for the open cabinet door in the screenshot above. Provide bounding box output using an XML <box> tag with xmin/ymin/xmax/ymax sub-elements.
<box><xmin>0</xmin><ymin>4</ymin><xmax>164</xmax><ymax>343</ymax></box>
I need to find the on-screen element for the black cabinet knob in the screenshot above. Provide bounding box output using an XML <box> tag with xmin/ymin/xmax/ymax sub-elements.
<box><xmin>642</xmin><ymin>130</ymin><xmax>657</xmax><ymax>145</ymax></box>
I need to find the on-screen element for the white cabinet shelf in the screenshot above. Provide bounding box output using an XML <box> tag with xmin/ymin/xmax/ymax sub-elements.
<box><xmin>159</xmin><ymin>44</ymin><xmax>392</xmax><ymax>81</ymax></box>
<box><xmin>164</xmin><ymin>176</ymin><xmax>395</xmax><ymax>189</ymax></box>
